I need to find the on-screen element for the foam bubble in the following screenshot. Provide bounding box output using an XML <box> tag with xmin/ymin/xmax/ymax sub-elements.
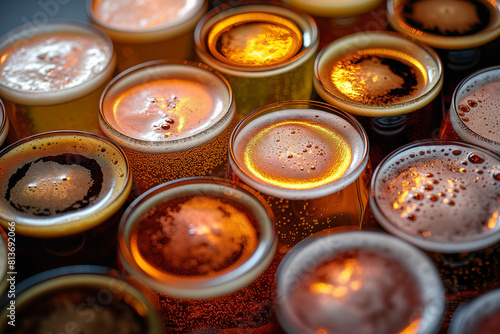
<box><xmin>372</xmin><ymin>143</ymin><xmax>500</xmax><ymax>248</ymax></box>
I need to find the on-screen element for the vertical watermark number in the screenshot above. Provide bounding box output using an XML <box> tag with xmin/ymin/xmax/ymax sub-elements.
<box><xmin>6</xmin><ymin>221</ymin><xmax>16</xmax><ymax>327</ymax></box>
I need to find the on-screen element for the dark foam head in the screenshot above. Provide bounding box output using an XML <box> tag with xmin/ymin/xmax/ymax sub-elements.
<box><xmin>0</xmin><ymin>131</ymin><xmax>131</xmax><ymax>237</ymax></box>
<box><xmin>119</xmin><ymin>177</ymin><xmax>276</xmax><ymax>299</ymax></box>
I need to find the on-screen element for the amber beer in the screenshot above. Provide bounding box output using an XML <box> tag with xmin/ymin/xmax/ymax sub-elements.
<box><xmin>118</xmin><ymin>177</ymin><xmax>279</xmax><ymax>332</ymax></box>
<box><xmin>99</xmin><ymin>60</ymin><xmax>235</xmax><ymax>196</ymax></box>
<box><xmin>370</xmin><ymin>140</ymin><xmax>500</xmax><ymax>325</ymax></box>
<box><xmin>0</xmin><ymin>131</ymin><xmax>132</xmax><ymax>278</ymax></box>
<box><xmin>88</xmin><ymin>0</ymin><xmax>207</xmax><ymax>72</ymax></box>
<box><xmin>314</xmin><ymin>31</ymin><xmax>443</xmax><ymax>165</ymax></box>
<box><xmin>0</xmin><ymin>266</ymin><xmax>164</xmax><ymax>334</ymax></box>
<box><xmin>447</xmin><ymin>66</ymin><xmax>500</xmax><ymax>155</ymax></box>
<box><xmin>195</xmin><ymin>2</ymin><xmax>319</xmax><ymax>118</ymax></box>
<box><xmin>229</xmin><ymin>100</ymin><xmax>370</xmax><ymax>253</ymax></box>
<box><xmin>275</xmin><ymin>231</ymin><xmax>445</xmax><ymax>334</ymax></box>
<box><xmin>0</xmin><ymin>20</ymin><xmax>116</xmax><ymax>141</ymax></box>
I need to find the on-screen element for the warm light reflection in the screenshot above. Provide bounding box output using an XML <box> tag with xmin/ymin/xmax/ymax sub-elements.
<box><xmin>488</xmin><ymin>211</ymin><xmax>499</xmax><ymax>229</ymax></box>
<box><xmin>310</xmin><ymin>259</ymin><xmax>360</xmax><ymax>301</ymax></box>
<box><xmin>207</xmin><ymin>12</ymin><xmax>302</xmax><ymax>67</ymax></box>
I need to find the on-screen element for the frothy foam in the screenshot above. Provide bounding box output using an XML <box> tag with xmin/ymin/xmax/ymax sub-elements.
<box><xmin>92</xmin><ymin>0</ymin><xmax>198</xmax><ymax>30</ymax></box>
<box><xmin>231</xmin><ymin>108</ymin><xmax>367</xmax><ymax>198</ymax></box>
<box><xmin>452</xmin><ymin>67</ymin><xmax>500</xmax><ymax>153</ymax></box>
<box><xmin>101</xmin><ymin>64</ymin><xmax>232</xmax><ymax>146</ymax></box>
<box><xmin>0</xmin><ymin>133</ymin><xmax>129</xmax><ymax>232</ymax></box>
<box><xmin>0</xmin><ymin>31</ymin><xmax>110</xmax><ymax>92</ymax></box>
<box><xmin>372</xmin><ymin>143</ymin><xmax>500</xmax><ymax>250</ymax></box>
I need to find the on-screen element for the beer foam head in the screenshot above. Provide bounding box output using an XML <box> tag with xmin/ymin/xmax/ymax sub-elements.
<box><xmin>0</xmin><ymin>21</ymin><xmax>115</xmax><ymax>105</ymax></box>
<box><xmin>0</xmin><ymin>131</ymin><xmax>131</xmax><ymax>237</ymax></box>
<box><xmin>7</xmin><ymin>272</ymin><xmax>162</xmax><ymax>334</ymax></box>
<box><xmin>370</xmin><ymin>140</ymin><xmax>500</xmax><ymax>252</ymax></box>
<box><xmin>120</xmin><ymin>179</ymin><xmax>276</xmax><ymax>298</ymax></box>
<box><xmin>276</xmin><ymin>231</ymin><xmax>444</xmax><ymax>334</ymax></box>
<box><xmin>100</xmin><ymin>61</ymin><xmax>234</xmax><ymax>153</ymax></box>
<box><xmin>451</xmin><ymin>66</ymin><xmax>500</xmax><ymax>155</ymax></box>
<box><xmin>315</xmin><ymin>31</ymin><xmax>443</xmax><ymax>117</ymax></box>
<box><xmin>230</xmin><ymin>105</ymin><xmax>368</xmax><ymax>199</ymax></box>
<box><xmin>89</xmin><ymin>0</ymin><xmax>206</xmax><ymax>42</ymax></box>
<box><xmin>449</xmin><ymin>288</ymin><xmax>500</xmax><ymax>334</ymax></box>
<box><xmin>387</xmin><ymin>0</ymin><xmax>500</xmax><ymax>48</ymax></box>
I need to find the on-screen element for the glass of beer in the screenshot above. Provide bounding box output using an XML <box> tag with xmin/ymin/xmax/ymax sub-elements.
<box><xmin>0</xmin><ymin>265</ymin><xmax>164</xmax><ymax>334</ymax></box>
<box><xmin>370</xmin><ymin>139</ymin><xmax>500</xmax><ymax>326</ymax></box>
<box><xmin>88</xmin><ymin>0</ymin><xmax>208</xmax><ymax>73</ymax></box>
<box><xmin>445</xmin><ymin>65</ymin><xmax>500</xmax><ymax>155</ymax></box>
<box><xmin>194</xmin><ymin>1</ymin><xmax>319</xmax><ymax>118</ymax></box>
<box><xmin>0</xmin><ymin>20</ymin><xmax>116</xmax><ymax>141</ymax></box>
<box><xmin>0</xmin><ymin>99</ymin><xmax>8</xmax><ymax>149</ymax></box>
<box><xmin>275</xmin><ymin>230</ymin><xmax>445</xmax><ymax>334</ymax></box>
<box><xmin>99</xmin><ymin>60</ymin><xmax>235</xmax><ymax>196</ymax></box>
<box><xmin>228</xmin><ymin>100</ymin><xmax>370</xmax><ymax>253</ymax></box>
<box><xmin>314</xmin><ymin>31</ymin><xmax>444</xmax><ymax>165</ymax></box>
<box><xmin>118</xmin><ymin>176</ymin><xmax>279</xmax><ymax>332</ymax></box>
<box><xmin>0</xmin><ymin>130</ymin><xmax>132</xmax><ymax>279</ymax></box>
<box><xmin>449</xmin><ymin>288</ymin><xmax>500</xmax><ymax>334</ymax></box>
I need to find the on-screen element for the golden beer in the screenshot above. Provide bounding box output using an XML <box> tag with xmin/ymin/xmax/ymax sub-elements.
<box><xmin>195</xmin><ymin>2</ymin><xmax>319</xmax><ymax>118</ymax></box>
<box><xmin>99</xmin><ymin>60</ymin><xmax>235</xmax><ymax>196</ymax></box>
<box><xmin>0</xmin><ymin>131</ymin><xmax>132</xmax><ymax>278</ymax></box>
<box><xmin>0</xmin><ymin>20</ymin><xmax>116</xmax><ymax>141</ymax></box>
<box><xmin>229</xmin><ymin>100</ymin><xmax>370</xmax><ymax>253</ymax></box>
<box><xmin>0</xmin><ymin>266</ymin><xmax>163</xmax><ymax>334</ymax></box>
<box><xmin>88</xmin><ymin>0</ymin><xmax>207</xmax><ymax>72</ymax></box>
<box><xmin>118</xmin><ymin>177</ymin><xmax>279</xmax><ymax>332</ymax></box>
<box><xmin>275</xmin><ymin>231</ymin><xmax>445</xmax><ymax>334</ymax></box>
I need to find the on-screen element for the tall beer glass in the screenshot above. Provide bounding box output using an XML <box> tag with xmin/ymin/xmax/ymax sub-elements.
<box><xmin>229</xmin><ymin>100</ymin><xmax>370</xmax><ymax>253</ymax></box>
<box><xmin>0</xmin><ymin>20</ymin><xmax>116</xmax><ymax>141</ymax></box>
<box><xmin>118</xmin><ymin>177</ymin><xmax>279</xmax><ymax>332</ymax></box>
<box><xmin>314</xmin><ymin>31</ymin><xmax>443</xmax><ymax>165</ymax></box>
<box><xmin>0</xmin><ymin>265</ymin><xmax>164</xmax><ymax>334</ymax></box>
<box><xmin>370</xmin><ymin>139</ymin><xmax>500</xmax><ymax>327</ymax></box>
<box><xmin>446</xmin><ymin>66</ymin><xmax>500</xmax><ymax>155</ymax></box>
<box><xmin>0</xmin><ymin>131</ymin><xmax>132</xmax><ymax>279</ymax></box>
<box><xmin>195</xmin><ymin>2</ymin><xmax>319</xmax><ymax>118</ymax></box>
<box><xmin>88</xmin><ymin>0</ymin><xmax>208</xmax><ymax>73</ymax></box>
<box><xmin>275</xmin><ymin>230</ymin><xmax>445</xmax><ymax>334</ymax></box>
<box><xmin>99</xmin><ymin>60</ymin><xmax>235</xmax><ymax>196</ymax></box>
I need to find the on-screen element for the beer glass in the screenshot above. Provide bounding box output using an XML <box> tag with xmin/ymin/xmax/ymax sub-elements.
<box><xmin>281</xmin><ymin>0</ymin><xmax>387</xmax><ymax>49</ymax></box>
<box><xmin>370</xmin><ymin>139</ymin><xmax>500</xmax><ymax>326</ymax></box>
<box><xmin>0</xmin><ymin>20</ymin><xmax>116</xmax><ymax>141</ymax></box>
<box><xmin>275</xmin><ymin>230</ymin><xmax>445</xmax><ymax>334</ymax></box>
<box><xmin>88</xmin><ymin>0</ymin><xmax>208</xmax><ymax>73</ymax></box>
<box><xmin>99</xmin><ymin>60</ymin><xmax>236</xmax><ymax>196</ymax></box>
<box><xmin>228</xmin><ymin>100</ymin><xmax>370</xmax><ymax>253</ymax></box>
<box><xmin>194</xmin><ymin>2</ymin><xmax>319</xmax><ymax>118</ymax></box>
<box><xmin>0</xmin><ymin>130</ymin><xmax>132</xmax><ymax>279</ymax></box>
<box><xmin>118</xmin><ymin>177</ymin><xmax>279</xmax><ymax>332</ymax></box>
<box><xmin>0</xmin><ymin>99</ymin><xmax>8</xmax><ymax>149</ymax></box>
<box><xmin>449</xmin><ymin>288</ymin><xmax>500</xmax><ymax>334</ymax></box>
<box><xmin>444</xmin><ymin>66</ymin><xmax>500</xmax><ymax>155</ymax></box>
<box><xmin>0</xmin><ymin>265</ymin><xmax>164</xmax><ymax>334</ymax></box>
<box><xmin>314</xmin><ymin>31</ymin><xmax>444</xmax><ymax>165</ymax></box>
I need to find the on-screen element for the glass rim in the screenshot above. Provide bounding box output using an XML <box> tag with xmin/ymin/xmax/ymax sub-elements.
<box><xmin>386</xmin><ymin>0</ymin><xmax>500</xmax><ymax>49</ymax></box>
<box><xmin>0</xmin><ymin>130</ymin><xmax>132</xmax><ymax>238</ymax></box>
<box><xmin>87</xmin><ymin>0</ymin><xmax>208</xmax><ymax>42</ymax></box>
<box><xmin>194</xmin><ymin>1</ymin><xmax>319</xmax><ymax>75</ymax></box>
<box><xmin>370</xmin><ymin>139</ymin><xmax>500</xmax><ymax>253</ymax></box>
<box><xmin>229</xmin><ymin>99</ymin><xmax>370</xmax><ymax>200</ymax></box>
<box><xmin>0</xmin><ymin>100</ymin><xmax>8</xmax><ymax>147</ymax></box>
<box><xmin>280</xmin><ymin>0</ymin><xmax>383</xmax><ymax>17</ymax></box>
<box><xmin>0</xmin><ymin>19</ymin><xmax>117</xmax><ymax>106</ymax></box>
<box><xmin>450</xmin><ymin>65</ymin><xmax>500</xmax><ymax>154</ymax></box>
<box><xmin>449</xmin><ymin>288</ymin><xmax>500</xmax><ymax>334</ymax></box>
<box><xmin>118</xmin><ymin>176</ymin><xmax>277</xmax><ymax>299</ymax></box>
<box><xmin>275</xmin><ymin>230</ymin><xmax>445</xmax><ymax>334</ymax></box>
<box><xmin>314</xmin><ymin>30</ymin><xmax>444</xmax><ymax>117</ymax></box>
<box><xmin>98</xmin><ymin>59</ymin><xmax>235</xmax><ymax>153</ymax></box>
<box><xmin>0</xmin><ymin>265</ymin><xmax>163</xmax><ymax>334</ymax></box>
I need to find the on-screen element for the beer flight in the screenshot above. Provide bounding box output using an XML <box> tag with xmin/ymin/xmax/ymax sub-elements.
<box><xmin>0</xmin><ymin>0</ymin><xmax>499</xmax><ymax>333</ymax></box>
